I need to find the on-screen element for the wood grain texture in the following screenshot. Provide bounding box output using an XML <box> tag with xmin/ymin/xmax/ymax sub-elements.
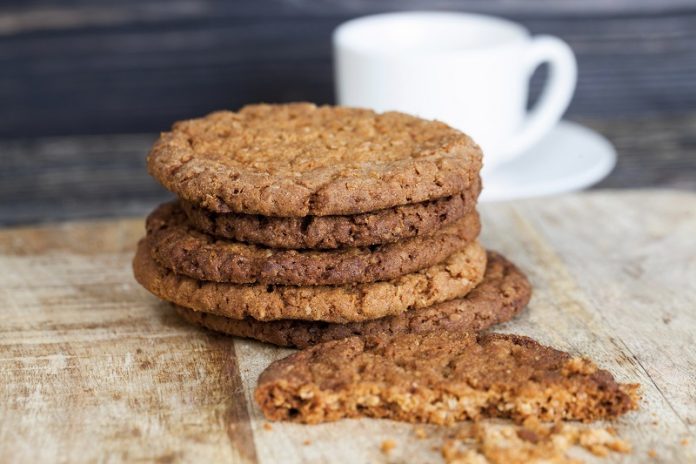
<box><xmin>0</xmin><ymin>221</ymin><xmax>258</xmax><ymax>462</ymax></box>
<box><xmin>1</xmin><ymin>115</ymin><xmax>694</xmax><ymax>226</ymax></box>
<box><xmin>0</xmin><ymin>113</ymin><xmax>696</xmax><ymax>225</ymax></box>
<box><xmin>1</xmin><ymin>190</ymin><xmax>695</xmax><ymax>463</ymax></box>
<box><xmin>1</xmin><ymin>0</ymin><xmax>695</xmax><ymax>137</ymax></box>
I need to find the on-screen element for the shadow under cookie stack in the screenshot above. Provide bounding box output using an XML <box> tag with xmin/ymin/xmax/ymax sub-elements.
<box><xmin>133</xmin><ymin>103</ymin><xmax>532</xmax><ymax>348</ymax></box>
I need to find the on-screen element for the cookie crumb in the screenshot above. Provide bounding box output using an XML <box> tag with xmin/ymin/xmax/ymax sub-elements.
<box><xmin>562</xmin><ymin>357</ymin><xmax>598</xmax><ymax>375</ymax></box>
<box><xmin>303</xmin><ymin>439</ymin><xmax>311</xmax><ymax>446</ymax></box>
<box><xmin>381</xmin><ymin>440</ymin><xmax>396</xmax><ymax>454</ymax></box>
<box><xmin>414</xmin><ymin>427</ymin><xmax>428</xmax><ymax>439</ymax></box>
<box><xmin>262</xmin><ymin>423</ymin><xmax>272</xmax><ymax>431</ymax></box>
<box><xmin>681</xmin><ymin>438</ymin><xmax>689</xmax><ymax>446</ymax></box>
<box><xmin>647</xmin><ymin>449</ymin><xmax>657</xmax><ymax>458</ymax></box>
<box><xmin>441</xmin><ymin>421</ymin><xmax>631</xmax><ymax>463</ymax></box>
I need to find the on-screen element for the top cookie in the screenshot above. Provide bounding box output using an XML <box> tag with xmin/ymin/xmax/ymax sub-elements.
<box><xmin>148</xmin><ymin>103</ymin><xmax>482</xmax><ymax>217</ymax></box>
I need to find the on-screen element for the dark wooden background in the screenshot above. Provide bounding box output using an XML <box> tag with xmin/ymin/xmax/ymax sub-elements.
<box><xmin>1</xmin><ymin>0</ymin><xmax>695</xmax><ymax>225</ymax></box>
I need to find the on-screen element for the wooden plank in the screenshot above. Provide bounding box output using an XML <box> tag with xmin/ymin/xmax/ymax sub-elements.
<box><xmin>587</xmin><ymin>116</ymin><xmax>696</xmax><ymax>191</ymax></box>
<box><xmin>0</xmin><ymin>133</ymin><xmax>172</xmax><ymax>225</ymax></box>
<box><xmin>0</xmin><ymin>220</ymin><xmax>256</xmax><ymax>463</ymax></box>
<box><xmin>0</xmin><ymin>190</ymin><xmax>695</xmax><ymax>462</ymax></box>
<box><xmin>2</xmin><ymin>115</ymin><xmax>695</xmax><ymax>226</ymax></box>
<box><xmin>507</xmin><ymin>191</ymin><xmax>696</xmax><ymax>430</ymax></box>
<box><xmin>1</xmin><ymin>1</ymin><xmax>696</xmax><ymax>136</ymax></box>
<box><xmin>478</xmin><ymin>194</ymin><xmax>696</xmax><ymax>463</ymax></box>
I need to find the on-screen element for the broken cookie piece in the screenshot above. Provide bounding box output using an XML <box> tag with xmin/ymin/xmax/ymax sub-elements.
<box><xmin>254</xmin><ymin>331</ymin><xmax>639</xmax><ymax>425</ymax></box>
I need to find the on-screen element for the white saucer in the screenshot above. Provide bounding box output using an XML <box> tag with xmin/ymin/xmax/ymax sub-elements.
<box><xmin>479</xmin><ymin>121</ymin><xmax>617</xmax><ymax>202</ymax></box>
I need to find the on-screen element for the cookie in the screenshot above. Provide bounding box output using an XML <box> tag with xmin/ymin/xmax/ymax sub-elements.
<box><xmin>255</xmin><ymin>331</ymin><xmax>640</xmax><ymax>424</ymax></box>
<box><xmin>181</xmin><ymin>178</ymin><xmax>480</xmax><ymax>249</ymax></box>
<box><xmin>146</xmin><ymin>202</ymin><xmax>481</xmax><ymax>285</ymax></box>
<box><xmin>173</xmin><ymin>252</ymin><xmax>531</xmax><ymax>347</ymax></box>
<box><xmin>147</xmin><ymin>103</ymin><xmax>482</xmax><ymax>217</ymax></box>
<box><xmin>132</xmin><ymin>239</ymin><xmax>487</xmax><ymax>323</ymax></box>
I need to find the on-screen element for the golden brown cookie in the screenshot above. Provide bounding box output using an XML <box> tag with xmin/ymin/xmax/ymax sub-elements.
<box><xmin>146</xmin><ymin>202</ymin><xmax>481</xmax><ymax>285</ymax></box>
<box><xmin>180</xmin><ymin>180</ymin><xmax>480</xmax><ymax>250</ymax></box>
<box><xmin>173</xmin><ymin>252</ymin><xmax>531</xmax><ymax>347</ymax></box>
<box><xmin>147</xmin><ymin>103</ymin><xmax>482</xmax><ymax>216</ymax></box>
<box><xmin>132</xmin><ymin>239</ymin><xmax>487</xmax><ymax>323</ymax></box>
<box><xmin>255</xmin><ymin>331</ymin><xmax>640</xmax><ymax>424</ymax></box>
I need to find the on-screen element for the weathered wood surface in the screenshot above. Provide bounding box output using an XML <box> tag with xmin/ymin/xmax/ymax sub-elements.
<box><xmin>1</xmin><ymin>115</ymin><xmax>695</xmax><ymax>226</ymax></box>
<box><xmin>1</xmin><ymin>0</ymin><xmax>696</xmax><ymax>137</ymax></box>
<box><xmin>1</xmin><ymin>189</ymin><xmax>695</xmax><ymax>463</ymax></box>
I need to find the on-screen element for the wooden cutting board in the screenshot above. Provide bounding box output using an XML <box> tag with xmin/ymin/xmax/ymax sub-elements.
<box><xmin>1</xmin><ymin>190</ymin><xmax>695</xmax><ymax>463</ymax></box>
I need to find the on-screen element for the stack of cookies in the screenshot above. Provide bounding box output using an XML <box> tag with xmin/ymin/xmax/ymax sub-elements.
<box><xmin>133</xmin><ymin>103</ymin><xmax>532</xmax><ymax>348</ymax></box>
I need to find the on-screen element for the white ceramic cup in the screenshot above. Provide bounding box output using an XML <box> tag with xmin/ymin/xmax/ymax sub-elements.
<box><xmin>333</xmin><ymin>11</ymin><xmax>577</xmax><ymax>170</ymax></box>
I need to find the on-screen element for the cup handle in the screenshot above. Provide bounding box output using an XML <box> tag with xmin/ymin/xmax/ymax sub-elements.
<box><xmin>499</xmin><ymin>35</ymin><xmax>577</xmax><ymax>159</ymax></box>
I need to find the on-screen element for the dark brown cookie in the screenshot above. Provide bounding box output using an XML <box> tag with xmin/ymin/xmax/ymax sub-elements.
<box><xmin>180</xmin><ymin>178</ymin><xmax>480</xmax><ymax>250</ymax></box>
<box><xmin>147</xmin><ymin>202</ymin><xmax>481</xmax><ymax>285</ymax></box>
<box><xmin>147</xmin><ymin>103</ymin><xmax>482</xmax><ymax>217</ymax></box>
<box><xmin>173</xmin><ymin>252</ymin><xmax>531</xmax><ymax>348</ymax></box>
<box><xmin>133</xmin><ymin>239</ymin><xmax>487</xmax><ymax>323</ymax></box>
<box><xmin>254</xmin><ymin>330</ymin><xmax>640</xmax><ymax>425</ymax></box>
